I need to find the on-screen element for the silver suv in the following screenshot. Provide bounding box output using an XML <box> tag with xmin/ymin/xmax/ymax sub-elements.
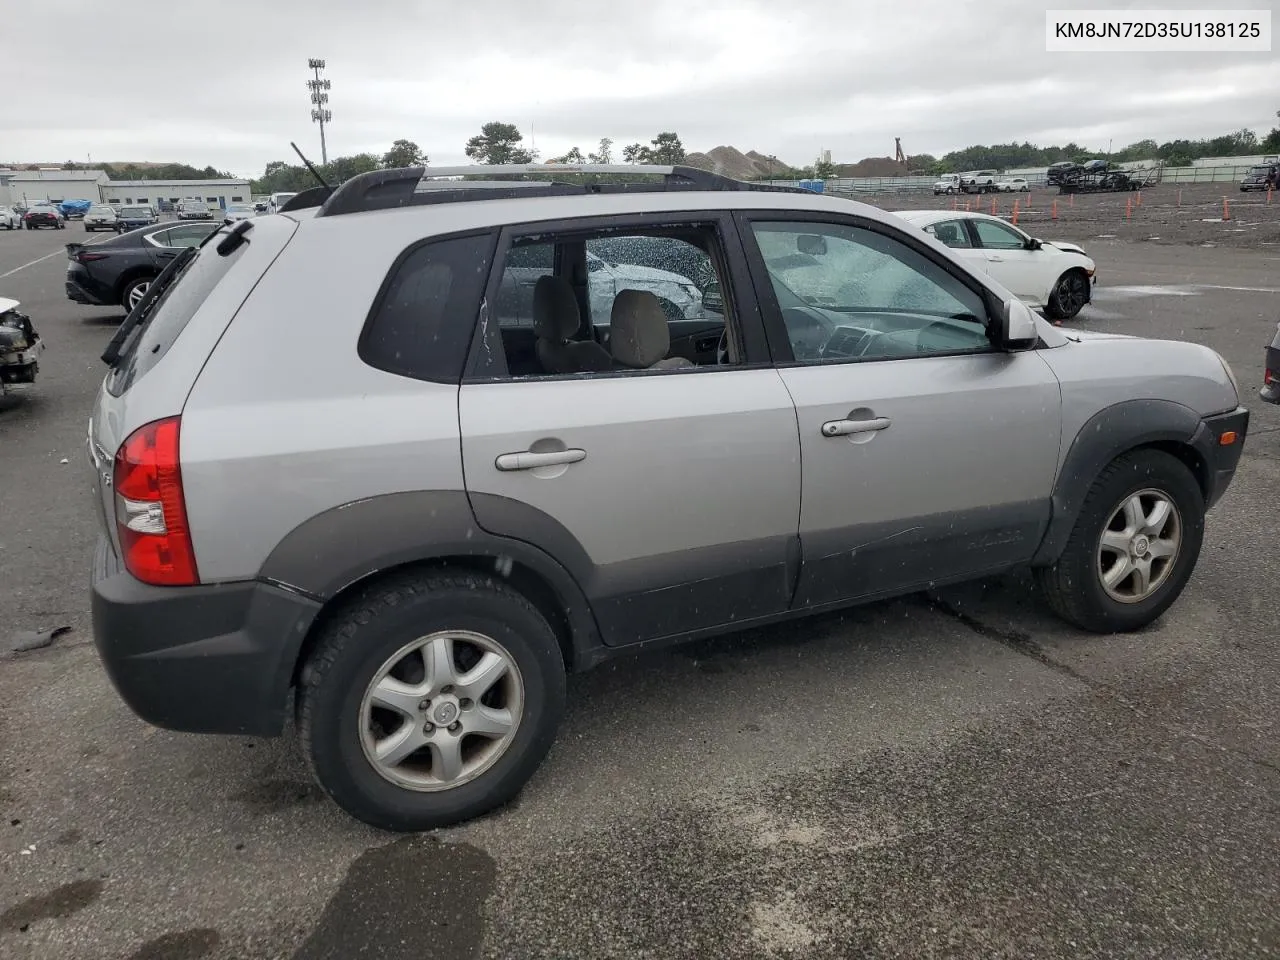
<box><xmin>88</xmin><ymin>164</ymin><xmax>1249</xmax><ymax>831</ymax></box>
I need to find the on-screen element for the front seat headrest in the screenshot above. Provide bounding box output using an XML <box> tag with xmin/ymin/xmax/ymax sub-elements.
<box><xmin>610</xmin><ymin>289</ymin><xmax>670</xmax><ymax>368</ymax></box>
<box><xmin>532</xmin><ymin>275</ymin><xmax>579</xmax><ymax>340</ymax></box>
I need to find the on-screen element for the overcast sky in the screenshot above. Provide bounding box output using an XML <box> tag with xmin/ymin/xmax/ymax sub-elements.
<box><xmin>6</xmin><ymin>0</ymin><xmax>1275</xmax><ymax>177</ymax></box>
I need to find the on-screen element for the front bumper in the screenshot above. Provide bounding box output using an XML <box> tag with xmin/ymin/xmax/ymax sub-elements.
<box><xmin>1191</xmin><ymin>407</ymin><xmax>1249</xmax><ymax>508</ymax></box>
<box><xmin>90</xmin><ymin>536</ymin><xmax>321</xmax><ymax>736</ymax></box>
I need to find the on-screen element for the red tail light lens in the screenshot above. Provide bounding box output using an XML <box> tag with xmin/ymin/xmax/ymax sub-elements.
<box><xmin>113</xmin><ymin>417</ymin><xmax>199</xmax><ymax>586</ymax></box>
<box><xmin>1266</xmin><ymin>369</ymin><xmax>1275</xmax><ymax>386</ymax></box>
<box><xmin>77</xmin><ymin>252</ymin><xmax>109</xmax><ymax>262</ymax></box>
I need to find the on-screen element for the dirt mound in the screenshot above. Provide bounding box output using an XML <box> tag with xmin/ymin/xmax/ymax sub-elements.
<box><xmin>835</xmin><ymin>157</ymin><xmax>909</xmax><ymax>178</ymax></box>
<box><xmin>684</xmin><ymin>147</ymin><xmax>791</xmax><ymax>180</ymax></box>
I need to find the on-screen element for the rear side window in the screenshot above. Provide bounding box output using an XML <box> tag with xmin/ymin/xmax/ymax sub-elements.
<box><xmin>359</xmin><ymin>232</ymin><xmax>495</xmax><ymax>383</ymax></box>
<box><xmin>106</xmin><ymin>232</ymin><xmax>241</xmax><ymax>396</ymax></box>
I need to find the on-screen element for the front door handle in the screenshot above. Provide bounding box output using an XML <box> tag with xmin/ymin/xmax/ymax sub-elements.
<box><xmin>495</xmin><ymin>448</ymin><xmax>586</xmax><ymax>471</ymax></box>
<box><xmin>821</xmin><ymin>417</ymin><xmax>891</xmax><ymax>438</ymax></box>
<box><xmin>987</xmin><ymin>254</ymin><xmax>1005</xmax><ymax>262</ymax></box>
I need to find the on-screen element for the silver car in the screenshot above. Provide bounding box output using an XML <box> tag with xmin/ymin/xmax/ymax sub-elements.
<box><xmin>87</xmin><ymin>163</ymin><xmax>1249</xmax><ymax>832</ymax></box>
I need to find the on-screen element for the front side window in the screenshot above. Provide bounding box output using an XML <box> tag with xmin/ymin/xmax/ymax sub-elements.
<box><xmin>971</xmin><ymin>219</ymin><xmax>1028</xmax><ymax>250</ymax></box>
<box><xmin>750</xmin><ymin>220</ymin><xmax>990</xmax><ymax>362</ymax></box>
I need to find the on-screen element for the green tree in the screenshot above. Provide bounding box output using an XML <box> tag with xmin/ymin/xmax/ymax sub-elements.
<box><xmin>588</xmin><ymin>138</ymin><xmax>614</xmax><ymax>164</ymax></box>
<box><xmin>1262</xmin><ymin>128</ymin><xmax>1280</xmax><ymax>152</ymax></box>
<box><xmin>621</xmin><ymin>133</ymin><xmax>686</xmax><ymax>165</ymax></box>
<box><xmin>622</xmin><ymin>142</ymin><xmax>646</xmax><ymax>162</ymax></box>
<box><xmin>382</xmin><ymin>139</ymin><xmax>427</xmax><ymax>168</ymax></box>
<box><xmin>813</xmin><ymin>158</ymin><xmax>837</xmax><ymax>179</ymax></box>
<box><xmin>465</xmin><ymin>122</ymin><xmax>535</xmax><ymax>164</ymax></box>
<box><xmin>324</xmin><ymin>153</ymin><xmax>382</xmax><ymax>183</ymax></box>
<box><xmin>552</xmin><ymin>146</ymin><xmax>586</xmax><ymax>163</ymax></box>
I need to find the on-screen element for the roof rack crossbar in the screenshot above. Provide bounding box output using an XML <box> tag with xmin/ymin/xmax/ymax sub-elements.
<box><xmin>315</xmin><ymin>163</ymin><xmax>811</xmax><ymax>217</ymax></box>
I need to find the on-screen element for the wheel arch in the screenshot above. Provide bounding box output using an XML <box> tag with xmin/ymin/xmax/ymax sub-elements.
<box><xmin>1031</xmin><ymin>399</ymin><xmax>1210</xmax><ymax>567</ymax></box>
<box><xmin>258</xmin><ymin>491</ymin><xmax>604</xmax><ymax>699</ymax></box>
<box><xmin>114</xmin><ymin>265</ymin><xmax>159</xmax><ymax>303</ymax></box>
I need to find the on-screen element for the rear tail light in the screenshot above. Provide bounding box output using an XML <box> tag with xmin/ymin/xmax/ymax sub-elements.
<box><xmin>77</xmin><ymin>252</ymin><xmax>108</xmax><ymax>262</ymax></box>
<box><xmin>113</xmin><ymin>417</ymin><xmax>199</xmax><ymax>586</ymax></box>
<box><xmin>1266</xmin><ymin>369</ymin><xmax>1276</xmax><ymax>386</ymax></box>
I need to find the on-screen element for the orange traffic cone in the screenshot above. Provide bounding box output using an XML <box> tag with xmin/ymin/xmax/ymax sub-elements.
<box><xmin>1012</xmin><ymin>199</ymin><xmax>1020</xmax><ymax>225</ymax></box>
<box><xmin>1222</xmin><ymin>197</ymin><xmax>1230</xmax><ymax>221</ymax></box>
<box><xmin>1051</xmin><ymin>199</ymin><xmax>1058</xmax><ymax>219</ymax></box>
<box><xmin>1125</xmin><ymin>197</ymin><xmax>1132</xmax><ymax>219</ymax></box>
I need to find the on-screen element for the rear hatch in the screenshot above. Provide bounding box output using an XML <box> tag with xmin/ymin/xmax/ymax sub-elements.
<box><xmin>88</xmin><ymin>216</ymin><xmax>299</xmax><ymax>558</ymax></box>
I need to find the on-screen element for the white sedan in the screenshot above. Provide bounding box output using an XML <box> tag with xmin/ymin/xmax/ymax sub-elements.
<box><xmin>996</xmin><ymin>177</ymin><xmax>1031</xmax><ymax>192</ymax></box>
<box><xmin>0</xmin><ymin>205</ymin><xmax>19</xmax><ymax>230</ymax></box>
<box><xmin>224</xmin><ymin>203</ymin><xmax>256</xmax><ymax>222</ymax></box>
<box><xmin>896</xmin><ymin>209</ymin><xmax>1096</xmax><ymax>320</ymax></box>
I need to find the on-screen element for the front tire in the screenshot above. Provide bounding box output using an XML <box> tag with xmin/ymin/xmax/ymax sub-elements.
<box><xmin>1036</xmin><ymin>450</ymin><xmax>1204</xmax><ymax>633</ymax></box>
<box><xmin>1045</xmin><ymin>269</ymin><xmax>1090</xmax><ymax>320</ymax></box>
<box><xmin>298</xmin><ymin>570</ymin><xmax>567</xmax><ymax>832</ymax></box>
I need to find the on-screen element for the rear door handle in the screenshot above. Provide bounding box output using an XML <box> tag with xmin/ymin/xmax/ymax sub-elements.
<box><xmin>495</xmin><ymin>448</ymin><xmax>586</xmax><ymax>471</ymax></box>
<box><xmin>821</xmin><ymin>417</ymin><xmax>891</xmax><ymax>438</ymax></box>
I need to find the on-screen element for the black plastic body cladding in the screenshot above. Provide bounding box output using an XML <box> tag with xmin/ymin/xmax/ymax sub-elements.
<box><xmin>1032</xmin><ymin>399</ymin><xmax>1248</xmax><ymax>567</ymax></box>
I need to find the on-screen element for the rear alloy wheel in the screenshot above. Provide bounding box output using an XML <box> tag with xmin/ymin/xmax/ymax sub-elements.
<box><xmin>1046</xmin><ymin>269</ymin><xmax>1090</xmax><ymax>320</ymax></box>
<box><xmin>299</xmin><ymin>570</ymin><xmax>567</xmax><ymax>831</ymax></box>
<box><xmin>1036</xmin><ymin>449</ymin><xmax>1204</xmax><ymax>632</ymax></box>
<box><xmin>122</xmin><ymin>278</ymin><xmax>153</xmax><ymax>311</ymax></box>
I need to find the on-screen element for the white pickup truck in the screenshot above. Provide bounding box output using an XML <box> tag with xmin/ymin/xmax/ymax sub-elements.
<box><xmin>932</xmin><ymin>174</ymin><xmax>961</xmax><ymax>195</ymax></box>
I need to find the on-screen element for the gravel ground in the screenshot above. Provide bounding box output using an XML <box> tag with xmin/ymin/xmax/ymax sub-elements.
<box><xmin>860</xmin><ymin>181</ymin><xmax>1280</xmax><ymax>249</ymax></box>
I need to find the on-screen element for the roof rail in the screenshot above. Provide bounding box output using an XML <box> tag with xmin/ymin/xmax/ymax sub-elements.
<box><xmin>314</xmin><ymin>163</ymin><xmax>810</xmax><ymax>217</ymax></box>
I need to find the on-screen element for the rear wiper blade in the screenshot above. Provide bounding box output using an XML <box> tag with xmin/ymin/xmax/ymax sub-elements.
<box><xmin>100</xmin><ymin>246</ymin><xmax>197</xmax><ymax>367</ymax></box>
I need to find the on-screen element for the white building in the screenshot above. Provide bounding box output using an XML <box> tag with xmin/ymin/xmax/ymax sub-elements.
<box><xmin>0</xmin><ymin>169</ymin><xmax>109</xmax><ymax>207</ymax></box>
<box><xmin>99</xmin><ymin>179</ymin><xmax>252</xmax><ymax>212</ymax></box>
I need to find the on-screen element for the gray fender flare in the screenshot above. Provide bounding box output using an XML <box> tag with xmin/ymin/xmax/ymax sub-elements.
<box><xmin>1031</xmin><ymin>399</ymin><xmax>1207</xmax><ymax>566</ymax></box>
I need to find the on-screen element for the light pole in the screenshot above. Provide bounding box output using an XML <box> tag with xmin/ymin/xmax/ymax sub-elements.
<box><xmin>306</xmin><ymin>58</ymin><xmax>332</xmax><ymax>166</ymax></box>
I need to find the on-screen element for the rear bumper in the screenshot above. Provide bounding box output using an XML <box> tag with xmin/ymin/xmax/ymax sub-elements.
<box><xmin>90</xmin><ymin>537</ymin><xmax>321</xmax><ymax>736</ymax></box>
<box><xmin>1192</xmin><ymin>407</ymin><xmax>1249</xmax><ymax>509</ymax></box>
<box><xmin>65</xmin><ymin>278</ymin><xmax>108</xmax><ymax>305</ymax></box>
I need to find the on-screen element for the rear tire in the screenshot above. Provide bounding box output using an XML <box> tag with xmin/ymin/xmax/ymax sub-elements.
<box><xmin>298</xmin><ymin>569</ymin><xmax>567</xmax><ymax>832</ymax></box>
<box><xmin>120</xmin><ymin>276</ymin><xmax>153</xmax><ymax>311</ymax></box>
<box><xmin>1036</xmin><ymin>449</ymin><xmax>1204</xmax><ymax>633</ymax></box>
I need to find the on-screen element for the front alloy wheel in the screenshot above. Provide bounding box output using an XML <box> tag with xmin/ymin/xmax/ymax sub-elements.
<box><xmin>1047</xmin><ymin>270</ymin><xmax>1089</xmax><ymax>320</ymax></box>
<box><xmin>1096</xmin><ymin>489</ymin><xmax>1181</xmax><ymax>602</ymax></box>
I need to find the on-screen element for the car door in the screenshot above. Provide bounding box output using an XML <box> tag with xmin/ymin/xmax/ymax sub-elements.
<box><xmin>460</xmin><ymin>214</ymin><xmax>802</xmax><ymax>648</ymax></box>
<box><xmin>738</xmin><ymin>213</ymin><xmax>1062</xmax><ymax>610</ymax></box>
<box><xmin>968</xmin><ymin>217</ymin><xmax>1048</xmax><ymax>304</ymax></box>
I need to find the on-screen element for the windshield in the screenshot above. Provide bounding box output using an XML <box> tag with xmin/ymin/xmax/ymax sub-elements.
<box><xmin>89</xmin><ymin>206</ymin><xmax>114</xmax><ymax>214</ymax></box>
<box><xmin>227</xmin><ymin>205</ymin><xmax>252</xmax><ymax>213</ymax></box>
<box><xmin>120</xmin><ymin>207</ymin><xmax>150</xmax><ymax>216</ymax></box>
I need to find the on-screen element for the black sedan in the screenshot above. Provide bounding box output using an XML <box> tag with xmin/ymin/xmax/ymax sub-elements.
<box><xmin>1263</xmin><ymin>323</ymin><xmax>1280</xmax><ymax>405</ymax></box>
<box><xmin>24</xmin><ymin>204</ymin><xmax>65</xmax><ymax>230</ymax></box>
<box><xmin>65</xmin><ymin>221</ymin><xmax>219</xmax><ymax>312</ymax></box>
<box><xmin>114</xmin><ymin>205</ymin><xmax>159</xmax><ymax>230</ymax></box>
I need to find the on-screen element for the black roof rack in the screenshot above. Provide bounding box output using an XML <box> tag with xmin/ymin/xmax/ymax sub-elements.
<box><xmin>313</xmin><ymin>163</ymin><xmax>812</xmax><ymax>218</ymax></box>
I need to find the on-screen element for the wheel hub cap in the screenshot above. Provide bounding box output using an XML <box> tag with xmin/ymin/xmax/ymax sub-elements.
<box><xmin>432</xmin><ymin>699</ymin><xmax>459</xmax><ymax>726</ymax></box>
<box><xmin>1131</xmin><ymin>535</ymin><xmax>1150</xmax><ymax>557</ymax></box>
<box><xmin>1096</xmin><ymin>489</ymin><xmax>1182</xmax><ymax>603</ymax></box>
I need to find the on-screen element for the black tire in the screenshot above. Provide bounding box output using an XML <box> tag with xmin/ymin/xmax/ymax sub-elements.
<box><xmin>298</xmin><ymin>569</ymin><xmax>568</xmax><ymax>832</ymax></box>
<box><xmin>119</xmin><ymin>276</ymin><xmax>153</xmax><ymax>310</ymax></box>
<box><xmin>1045</xmin><ymin>268</ymin><xmax>1090</xmax><ymax>320</ymax></box>
<box><xmin>1035</xmin><ymin>449</ymin><xmax>1204</xmax><ymax>633</ymax></box>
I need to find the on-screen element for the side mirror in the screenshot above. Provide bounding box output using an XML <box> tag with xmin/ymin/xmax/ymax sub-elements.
<box><xmin>797</xmin><ymin>234</ymin><xmax>828</xmax><ymax>256</ymax></box>
<box><xmin>1026</xmin><ymin>237</ymin><xmax>1043</xmax><ymax>251</ymax></box>
<box><xmin>997</xmin><ymin>297</ymin><xmax>1039</xmax><ymax>349</ymax></box>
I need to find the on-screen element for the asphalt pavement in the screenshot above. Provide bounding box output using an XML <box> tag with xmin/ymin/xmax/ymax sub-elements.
<box><xmin>1</xmin><ymin>221</ymin><xmax>1278</xmax><ymax>960</ymax></box>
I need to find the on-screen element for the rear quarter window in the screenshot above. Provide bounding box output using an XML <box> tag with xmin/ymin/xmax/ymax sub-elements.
<box><xmin>358</xmin><ymin>231</ymin><xmax>495</xmax><ymax>383</ymax></box>
<box><xmin>106</xmin><ymin>231</ymin><xmax>242</xmax><ymax>396</ymax></box>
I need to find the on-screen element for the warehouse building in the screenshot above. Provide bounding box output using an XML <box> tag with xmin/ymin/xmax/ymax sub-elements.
<box><xmin>0</xmin><ymin>169</ymin><xmax>109</xmax><ymax>207</ymax></box>
<box><xmin>99</xmin><ymin>178</ymin><xmax>252</xmax><ymax>212</ymax></box>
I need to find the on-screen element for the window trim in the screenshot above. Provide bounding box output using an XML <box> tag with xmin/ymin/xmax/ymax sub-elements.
<box><xmin>462</xmin><ymin>210</ymin><xmax>770</xmax><ymax>384</ymax></box>
<box><xmin>734</xmin><ymin>209</ymin><xmax>1005</xmax><ymax>367</ymax></box>
<box><xmin>356</xmin><ymin>226</ymin><xmax>501</xmax><ymax>385</ymax></box>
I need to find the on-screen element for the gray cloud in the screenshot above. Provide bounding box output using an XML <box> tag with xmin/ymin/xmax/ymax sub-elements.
<box><xmin>5</xmin><ymin>0</ymin><xmax>1274</xmax><ymax>176</ymax></box>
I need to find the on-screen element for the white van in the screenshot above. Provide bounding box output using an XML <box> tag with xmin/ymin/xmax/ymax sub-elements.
<box><xmin>269</xmin><ymin>192</ymin><xmax>298</xmax><ymax>213</ymax></box>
